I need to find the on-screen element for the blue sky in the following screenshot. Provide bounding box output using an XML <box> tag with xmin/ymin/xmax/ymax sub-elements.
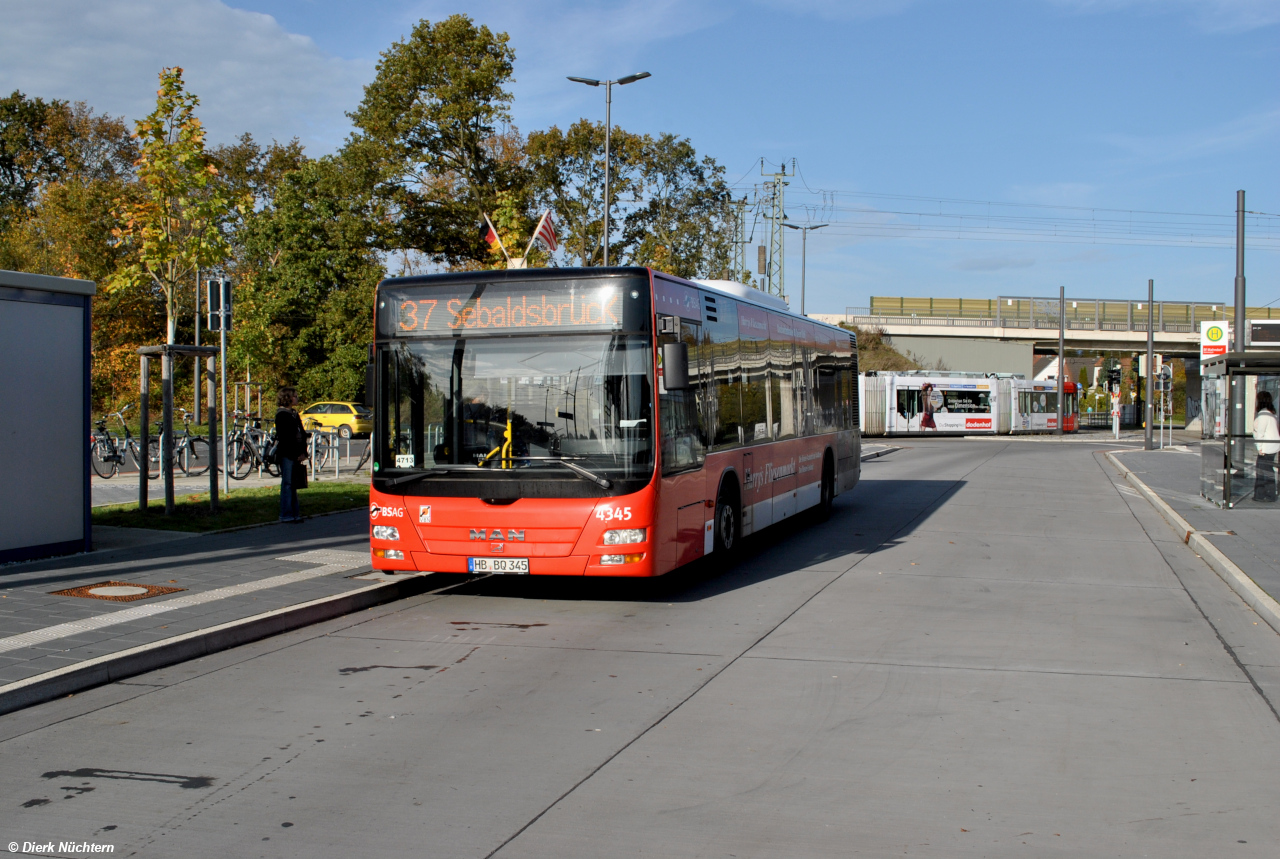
<box><xmin>2</xmin><ymin>0</ymin><xmax>1277</xmax><ymax>312</ymax></box>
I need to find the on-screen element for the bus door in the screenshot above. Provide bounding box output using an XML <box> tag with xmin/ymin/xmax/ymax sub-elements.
<box><xmin>658</xmin><ymin>316</ymin><xmax>707</xmax><ymax>572</ymax></box>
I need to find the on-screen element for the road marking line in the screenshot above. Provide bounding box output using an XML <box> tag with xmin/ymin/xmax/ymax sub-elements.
<box><xmin>0</xmin><ymin>550</ymin><xmax>369</xmax><ymax>655</ymax></box>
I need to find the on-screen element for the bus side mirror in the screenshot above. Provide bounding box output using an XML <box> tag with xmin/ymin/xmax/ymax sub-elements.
<box><xmin>364</xmin><ymin>346</ymin><xmax>375</xmax><ymax>408</ymax></box>
<box><xmin>663</xmin><ymin>342</ymin><xmax>690</xmax><ymax>391</ymax></box>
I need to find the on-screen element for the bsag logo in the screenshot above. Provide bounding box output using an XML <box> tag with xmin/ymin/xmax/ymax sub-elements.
<box><xmin>370</xmin><ymin>503</ymin><xmax>405</xmax><ymax>520</ymax></box>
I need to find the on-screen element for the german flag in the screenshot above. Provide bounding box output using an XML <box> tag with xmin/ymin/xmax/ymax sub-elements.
<box><xmin>482</xmin><ymin>213</ymin><xmax>507</xmax><ymax>259</ymax></box>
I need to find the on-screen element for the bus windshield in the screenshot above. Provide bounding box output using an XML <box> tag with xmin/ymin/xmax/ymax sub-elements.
<box><xmin>379</xmin><ymin>334</ymin><xmax>653</xmax><ymax>487</ymax></box>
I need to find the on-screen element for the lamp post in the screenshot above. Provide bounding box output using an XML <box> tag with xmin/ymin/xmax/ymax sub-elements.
<box><xmin>782</xmin><ymin>222</ymin><xmax>826</xmax><ymax>315</ymax></box>
<box><xmin>567</xmin><ymin>72</ymin><xmax>651</xmax><ymax>266</ymax></box>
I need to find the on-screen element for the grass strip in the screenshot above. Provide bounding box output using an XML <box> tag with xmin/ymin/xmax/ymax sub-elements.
<box><xmin>93</xmin><ymin>481</ymin><xmax>369</xmax><ymax>532</ymax></box>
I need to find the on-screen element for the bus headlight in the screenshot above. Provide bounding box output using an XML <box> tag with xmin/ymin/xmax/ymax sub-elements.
<box><xmin>374</xmin><ymin>548</ymin><xmax>404</xmax><ymax>560</ymax></box>
<box><xmin>601</xmin><ymin>553</ymin><xmax>645</xmax><ymax>565</ymax></box>
<box><xmin>373</xmin><ymin>526</ymin><xmax>400</xmax><ymax>541</ymax></box>
<box><xmin>603</xmin><ymin>528</ymin><xmax>646</xmax><ymax>545</ymax></box>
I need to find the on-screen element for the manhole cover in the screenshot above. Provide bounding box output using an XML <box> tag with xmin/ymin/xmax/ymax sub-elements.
<box><xmin>51</xmin><ymin>581</ymin><xmax>186</xmax><ymax>602</ymax></box>
<box><xmin>89</xmin><ymin>585</ymin><xmax>149</xmax><ymax>597</ymax></box>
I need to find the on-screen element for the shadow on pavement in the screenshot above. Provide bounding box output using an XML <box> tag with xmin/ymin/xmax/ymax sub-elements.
<box><xmin>437</xmin><ymin>477</ymin><xmax>963</xmax><ymax>605</ymax></box>
<box><xmin>0</xmin><ymin>510</ymin><xmax>369</xmax><ymax>590</ymax></box>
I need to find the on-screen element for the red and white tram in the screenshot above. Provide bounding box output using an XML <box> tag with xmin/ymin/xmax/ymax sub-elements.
<box><xmin>859</xmin><ymin>372</ymin><xmax>1078</xmax><ymax>436</ymax></box>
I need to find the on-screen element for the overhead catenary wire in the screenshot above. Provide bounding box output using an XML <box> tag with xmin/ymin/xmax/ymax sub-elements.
<box><xmin>725</xmin><ymin>180</ymin><xmax>1280</xmax><ymax>251</ymax></box>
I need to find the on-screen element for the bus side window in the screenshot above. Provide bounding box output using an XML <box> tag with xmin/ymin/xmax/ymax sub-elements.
<box><xmin>768</xmin><ymin>313</ymin><xmax>797</xmax><ymax>440</ymax></box>
<box><xmin>794</xmin><ymin>320</ymin><xmax>817</xmax><ymax>436</ymax></box>
<box><xmin>739</xmin><ymin>306</ymin><xmax>770</xmax><ymax>443</ymax></box>
<box><xmin>705</xmin><ymin>299</ymin><xmax>742</xmax><ymax>450</ymax></box>
<box><xmin>659</xmin><ymin>320</ymin><xmax>706</xmax><ymax>474</ymax></box>
<box><xmin>815</xmin><ymin>356</ymin><xmax>839</xmax><ymax>433</ymax></box>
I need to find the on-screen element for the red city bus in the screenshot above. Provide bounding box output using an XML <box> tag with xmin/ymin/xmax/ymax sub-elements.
<box><xmin>368</xmin><ymin>268</ymin><xmax>860</xmax><ymax>578</ymax></box>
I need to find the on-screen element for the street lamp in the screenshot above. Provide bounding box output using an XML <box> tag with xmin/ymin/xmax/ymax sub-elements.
<box><xmin>782</xmin><ymin>222</ymin><xmax>826</xmax><ymax>315</ymax></box>
<box><xmin>567</xmin><ymin>71</ymin><xmax>651</xmax><ymax>266</ymax></box>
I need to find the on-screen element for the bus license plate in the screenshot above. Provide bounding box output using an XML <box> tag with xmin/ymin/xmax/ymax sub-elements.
<box><xmin>468</xmin><ymin>557</ymin><xmax>529</xmax><ymax>574</ymax></box>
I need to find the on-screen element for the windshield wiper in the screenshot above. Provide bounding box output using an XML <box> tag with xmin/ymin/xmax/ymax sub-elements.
<box><xmin>382</xmin><ymin>467</ymin><xmax>478</xmax><ymax>487</ymax></box>
<box><xmin>384</xmin><ymin>458</ymin><xmax>613</xmax><ymax>490</ymax></box>
<box><xmin>483</xmin><ymin>456</ymin><xmax>613</xmax><ymax>489</ymax></box>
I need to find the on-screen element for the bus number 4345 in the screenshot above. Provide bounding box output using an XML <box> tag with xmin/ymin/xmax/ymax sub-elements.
<box><xmin>596</xmin><ymin>506</ymin><xmax>632</xmax><ymax>522</ymax></box>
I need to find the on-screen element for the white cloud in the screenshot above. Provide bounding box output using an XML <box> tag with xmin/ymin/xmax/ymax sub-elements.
<box><xmin>0</xmin><ymin>0</ymin><xmax>371</xmax><ymax>152</ymax></box>
<box><xmin>951</xmin><ymin>256</ymin><xmax>1037</xmax><ymax>271</ymax></box>
<box><xmin>1047</xmin><ymin>0</ymin><xmax>1280</xmax><ymax>32</ymax></box>
<box><xmin>395</xmin><ymin>0</ymin><xmax>728</xmax><ymax>131</ymax></box>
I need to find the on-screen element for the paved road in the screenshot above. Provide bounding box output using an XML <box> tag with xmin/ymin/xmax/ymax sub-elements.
<box><xmin>4</xmin><ymin>439</ymin><xmax>1280</xmax><ymax>857</ymax></box>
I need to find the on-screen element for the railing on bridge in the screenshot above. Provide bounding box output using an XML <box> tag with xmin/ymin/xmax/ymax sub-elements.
<box><xmin>845</xmin><ymin>296</ymin><xmax>1273</xmax><ymax>335</ymax></box>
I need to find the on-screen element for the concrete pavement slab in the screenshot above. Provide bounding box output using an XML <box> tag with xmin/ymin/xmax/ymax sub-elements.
<box><xmin>497</xmin><ymin>655</ymin><xmax>1279</xmax><ymax>859</ymax></box>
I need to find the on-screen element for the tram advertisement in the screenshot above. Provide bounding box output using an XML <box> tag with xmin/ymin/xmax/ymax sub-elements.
<box><xmin>894</xmin><ymin>381</ymin><xmax>993</xmax><ymax>433</ymax></box>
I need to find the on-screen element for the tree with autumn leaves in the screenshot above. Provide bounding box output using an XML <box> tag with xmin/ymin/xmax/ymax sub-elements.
<box><xmin>111</xmin><ymin>67</ymin><xmax>241</xmax><ymax>345</ymax></box>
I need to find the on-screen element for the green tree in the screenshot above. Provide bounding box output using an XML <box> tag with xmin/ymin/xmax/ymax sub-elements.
<box><xmin>1078</xmin><ymin>366</ymin><xmax>1089</xmax><ymax>389</ymax></box>
<box><xmin>348</xmin><ymin>15</ymin><xmax>523</xmax><ymax>266</ymax></box>
<box><xmin>110</xmin><ymin>67</ymin><xmax>240</xmax><ymax>344</ymax></box>
<box><xmin>528</xmin><ymin>122</ymin><xmax>732</xmax><ymax>276</ymax></box>
<box><xmin>621</xmin><ymin>133</ymin><xmax>732</xmax><ymax>278</ymax></box>
<box><xmin>230</xmin><ymin>152</ymin><xmax>384</xmax><ymax>401</ymax></box>
<box><xmin>0</xmin><ymin>91</ymin><xmax>72</xmax><ymax>228</ymax></box>
<box><xmin>527</xmin><ymin>119</ymin><xmax>644</xmax><ymax>267</ymax></box>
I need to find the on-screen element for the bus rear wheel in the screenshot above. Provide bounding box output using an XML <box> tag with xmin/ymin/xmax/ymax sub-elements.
<box><xmin>817</xmin><ymin>455</ymin><xmax>835</xmax><ymax>520</ymax></box>
<box><xmin>714</xmin><ymin>493</ymin><xmax>739</xmax><ymax>556</ymax></box>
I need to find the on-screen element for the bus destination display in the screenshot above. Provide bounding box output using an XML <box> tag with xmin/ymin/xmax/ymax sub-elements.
<box><xmin>383</xmin><ymin>282</ymin><xmax>625</xmax><ymax>337</ymax></box>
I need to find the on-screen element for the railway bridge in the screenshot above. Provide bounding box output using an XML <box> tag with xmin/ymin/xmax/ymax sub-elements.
<box><xmin>817</xmin><ymin>294</ymin><xmax>1257</xmax><ymax>355</ymax></box>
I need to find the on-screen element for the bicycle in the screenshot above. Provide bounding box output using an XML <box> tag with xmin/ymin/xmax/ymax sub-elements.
<box><xmin>167</xmin><ymin>409</ymin><xmax>212</xmax><ymax>477</ymax></box>
<box><xmin>89</xmin><ymin>404</ymin><xmax>159</xmax><ymax>479</ymax></box>
<box><xmin>227</xmin><ymin>412</ymin><xmax>279</xmax><ymax>479</ymax></box>
<box><xmin>303</xmin><ymin>419</ymin><xmax>339</xmax><ymax>472</ymax></box>
<box><xmin>353</xmin><ymin>438</ymin><xmax>373</xmax><ymax>474</ymax></box>
<box><xmin>90</xmin><ymin>417</ymin><xmax>124</xmax><ymax>478</ymax></box>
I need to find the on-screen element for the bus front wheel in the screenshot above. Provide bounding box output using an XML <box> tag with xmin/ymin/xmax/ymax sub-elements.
<box><xmin>714</xmin><ymin>492</ymin><xmax>740</xmax><ymax>556</ymax></box>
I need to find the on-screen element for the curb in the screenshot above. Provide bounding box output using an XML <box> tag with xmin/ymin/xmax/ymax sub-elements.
<box><xmin>1105</xmin><ymin>450</ymin><xmax>1280</xmax><ymax>637</ymax></box>
<box><xmin>0</xmin><ymin>572</ymin><xmax>433</xmax><ymax>717</ymax></box>
<box><xmin>861</xmin><ymin>446</ymin><xmax>901</xmax><ymax>461</ymax></box>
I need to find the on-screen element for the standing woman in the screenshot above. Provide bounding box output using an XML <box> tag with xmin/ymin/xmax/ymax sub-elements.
<box><xmin>1253</xmin><ymin>390</ymin><xmax>1279</xmax><ymax>502</ymax></box>
<box><xmin>275</xmin><ymin>387</ymin><xmax>309</xmax><ymax>522</ymax></box>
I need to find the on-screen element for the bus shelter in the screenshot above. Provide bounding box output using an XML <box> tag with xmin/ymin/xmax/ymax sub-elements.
<box><xmin>1201</xmin><ymin>351</ymin><xmax>1280</xmax><ymax>508</ymax></box>
<box><xmin>0</xmin><ymin>270</ymin><xmax>95</xmax><ymax>562</ymax></box>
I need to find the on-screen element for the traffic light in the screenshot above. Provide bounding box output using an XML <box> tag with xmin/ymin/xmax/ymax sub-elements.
<box><xmin>1107</xmin><ymin>365</ymin><xmax>1122</xmax><ymax>387</ymax></box>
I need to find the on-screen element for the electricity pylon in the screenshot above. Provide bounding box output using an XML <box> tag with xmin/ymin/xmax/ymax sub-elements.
<box><xmin>760</xmin><ymin>160</ymin><xmax>790</xmax><ymax>298</ymax></box>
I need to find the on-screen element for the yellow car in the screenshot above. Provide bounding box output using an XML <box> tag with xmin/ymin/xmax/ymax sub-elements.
<box><xmin>299</xmin><ymin>401</ymin><xmax>373</xmax><ymax>438</ymax></box>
